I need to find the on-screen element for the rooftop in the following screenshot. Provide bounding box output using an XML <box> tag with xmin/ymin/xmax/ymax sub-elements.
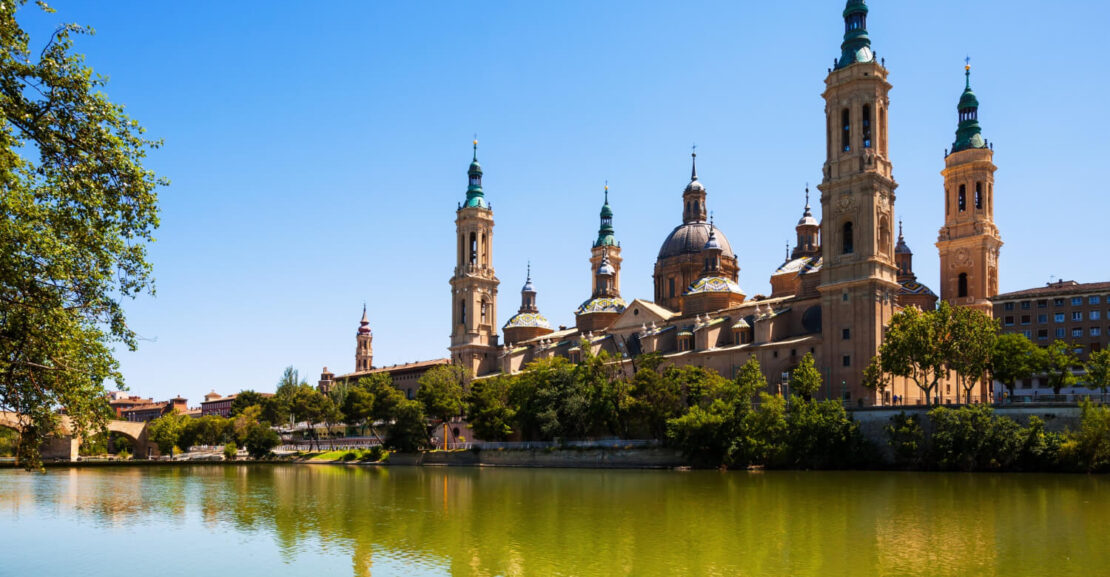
<box><xmin>993</xmin><ymin>280</ymin><xmax>1110</xmax><ymax>301</ymax></box>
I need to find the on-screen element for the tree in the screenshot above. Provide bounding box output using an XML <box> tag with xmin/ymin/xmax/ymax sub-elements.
<box><xmin>1084</xmin><ymin>349</ymin><xmax>1110</xmax><ymax>401</ymax></box>
<box><xmin>624</xmin><ymin>364</ymin><xmax>682</xmax><ymax>440</ymax></box>
<box><xmin>789</xmin><ymin>353</ymin><xmax>822</xmax><ymax>399</ymax></box>
<box><xmin>147</xmin><ymin>413</ymin><xmax>189</xmax><ymax>457</ymax></box>
<box><xmin>948</xmin><ymin>306</ymin><xmax>998</xmax><ymax>404</ymax></box>
<box><xmin>185</xmin><ymin>415</ymin><xmax>229</xmax><ymax>447</ymax></box>
<box><xmin>266</xmin><ymin>366</ymin><xmax>308</xmax><ymax>425</ymax></box>
<box><xmin>244</xmin><ymin>424</ymin><xmax>280</xmax><ymax>459</ymax></box>
<box><xmin>342</xmin><ymin>386</ymin><xmax>375</xmax><ymax>435</ymax></box>
<box><xmin>861</xmin><ymin>355</ymin><xmax>889</xmax><ymax>402</ymax></box>
<box><xmin>878</xmin><ymin>303</ymin><xmax>954</xmax><ymax>404</ymax></box>
<box><xmin>466</xmin><ymin>375</ymin><xmax>516</xmax><ymax>442</ymax></box>
<box><xmin>0</xmin><ymin>2</ymin><xmax>165</xmax><ymax>469</ymax></box>
<box><xmin>291</xmin><ymin>387</ymin><xmax>336</xmax><ymax>451</ymax></box>
<box><xmin>230</xmin><ymin>390</ymin><xmax>268</xmax><ymax>418</ymax></box>
<box><xmin>361</xmin><ymin>374</ymin><xmax>403</xmax><ymax>441</ymax></box>
<box><xmin>416</xmin><ymin>365</ymin><xmax>468</xmax><ymax>437</ymax></box>
<box><xmin>384</xmin><ymin>399</ymin><xmax>428</xmax><ymax>452</ymax></box>
<box><xmin>990</xmin><ymin>333</ymin><xmax>1042</xmax><ymax>398</ymax></box>
<box><xmin>231</xmin><ymin>404</ymin><xmax>262</xmax><ymax>445</ymax></box>
<box><xmin>1041</xmin><ymin>341</ymin><xmax>1079</xmax><ymax>396</ymax></box>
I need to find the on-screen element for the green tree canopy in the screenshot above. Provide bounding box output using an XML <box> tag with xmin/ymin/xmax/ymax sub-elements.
<box><xmin>147</xmin><ymin>413</ymin><xmax>189</xmax><ymax>456</ymax></box>
<box><xmin>0</xmin><ymin>1</ymin><xmax>165</xmax><ymax>469</ymax></box>
<box><xmin>878</xmin><ymin>303</ymin><xmax>954</xmax><ymax>404</ymax></box>
<box><xmin>230</xmin><ymin>390</ymin><xmax>267</xmax><ymax>418</ymax></box>
<box><xmin>416</xmin><ymin>365</ymin><xmax>468</xmax><ymax>426</ymax></box>
<box><xmin>466</xmin><ymin>375</ymin><xmax>516</xmax><ymax>442</ymax></box>
<box><xmin>990</xmin><ymin>333</ymin><xmax>1042</xmax><ymax>397</ymax></box>
<box><xmin>1041</xmin><ymin>341</ymin><xmax>1079</xmax><ymax>395</ymax></box>
<box><xmin>947</xmin><ymin>306</ymin><xmax>998</xmax><ymax>403</ymax></box>
<box><xmin>789</xmin><ymin>353</ymin><xmax>822</xmax><ymax>399</ymax></box>
<box><xmin>1085</xmin><ymin>349</ymin><xmax>1110</xmax><ymax>400</ymax></box>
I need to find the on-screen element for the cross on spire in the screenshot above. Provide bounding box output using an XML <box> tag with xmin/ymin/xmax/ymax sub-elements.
<box><xmin>690</xmin><ymin>144</ymin><xmax>698</xmax><ymax>181</ymax></box>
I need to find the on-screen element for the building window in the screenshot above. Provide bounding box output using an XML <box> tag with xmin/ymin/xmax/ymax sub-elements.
<box><xmin>1038</xmin><ymin>300</ymin><xmax>1048</xmax><ymax>308</ymax></box>
<box><xmin>1072</xmin><ymin>297</ymin><xmax>1083</xmax><ymax>306</ymax></box>
<box><xmin>1022</xmin><ymin>330</ymin><xmax>1032</xmax><ymax>339</ymax></box>
<box><xmin>1092</xmin><ymin>327</ymin><xmax>1102</xmax><ymax>337</ymax></box>
<box><xmin>459</xmin><ymin>301</ymin><xmax>466</xmax><ymax>326</ymax></box>
<box><xmin>842</xmin><ymin>222</ymin><xmax>854</xmax><ymax>254</ymax></box>
<box><xmin>842</xmin><ymin>328</ymin><xmax>851</xmax><ymax>340</ymax></box>
<box><xmin>469</xmin><ymin>233</ymin><xmax>477</xmax><ymax>265</ymax></box>
<box><xmin>975</xmin><ymin>182</ymin><xmax>983</xmax><ymax>209</ymax></box>
<box><xmin>1072</xmin><ymin>328</ymin><xmax>1083</xmax><ymax>338</ymax></box>
<box><xmin>668</xmin><ymin>277</ymin><xmax>676</xmax><ymax>298</ymax></box>
<box><xmin>1092</xmin><ymin>296</ymin><xmax>1102</xmax><ymax>305</ymax></box>
<box><xmin>1037</xmin><ymin>329</ymin><xmax>1048</xmax><ymax>340</ymax></box>
<box><xmin>958</xmin><ymin>273</ymin><xmax>968</xmax><ymax>298</ymax></box>
<box><xmin>862</xmin><ymin>104</ymin><xmax>872</xmax><ymax>148</ymax></box>
<box><xmin>1038</xmin><ymin>314</ymin><xmax>1047</xmax><ymax>324</ymax></box>
<box><xmin>1056</xmin><ymin>328</ymin><xmax>1066</xmax><ymax>338</ymax></box>
<box><xmin>1055</xmin><ymin>313</ymin><xmax>1065</xmax><ymax>323</ymax></box>
<box><xmin>1055</xmin><ymin>298</ymin><xmax>1065</xmax><ymax>306</ymax></box>
<box><xmin>1020</xmin><ymin>301</ymin><xmax>1031</xmax><ymax>310</ymax></box>
<box><xmin>841</xmin><ymin>108</ymin><xmax>851</xmax><ymax>152</ymax></box>
<box><xmin>1092</xmin><ymin>311</ymin><xmax>1102</xmax><ymax>321</ymax></box>
<box><xmin>1004</xmin><ymin>302</ymin><xmax>1014</xmax><ymax>311</ymax></box>
<box><xmin>842</xmin><ymin>355</ymin><xmax>851</xmax><ymax>367</ymax></box>
<box><xmin>842</xmin><ymin>292</ymin><xmax>849</xmax><ymax>302</ymax></box>
<box><xmin>1073</xmin><ymin>311</ymin><xmax>1083</xmax><ymax>321</ymax></box>
<box><xmin>958</xmin><ymin>185</ymin><xmax>966</xmax><ymax>212</ymax></box>
<box><xmin>1020</xmin><ymin>315</ymin><xmax>1031</xmax><ymax>325</ymax></box>
<box><xmin>1004</xmin><ymin>316</ymin><xmax>1014</xmax><ymax>326</ymax></box>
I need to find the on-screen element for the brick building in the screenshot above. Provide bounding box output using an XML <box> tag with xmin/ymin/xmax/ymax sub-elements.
<box><xmin>120</xmin><ymin>396</ymin><xmax>188</xmax><ymax>422</ymax></box>
<box><xmin>993</xmin><ymin>280</ymin><xmax>1110</xmax><ymax>360</ymax></box>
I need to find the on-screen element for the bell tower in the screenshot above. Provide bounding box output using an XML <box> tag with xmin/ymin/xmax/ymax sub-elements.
<box><xmin>590</xmin><ymin>184</ymin><xmax>622</xmax><ymax>295</ymax></box>
<box><xmin>449</xmin><ymin>140</ymin><xmax>499</xmax><ymax>376</ymax></box>
<box><xmin>355</xmin><ymin>304</ymin><xmax>373</xmax><ymax>372</ymax></box>
<box><xmin>817</xmin><ymin>0</ymin><xmax>900</xmax><ymax>404</ymax></box>
<box><xmin>937</xmin><ymin>63</ymin><xmax>1001</xmax><ymax>315</ymax></box>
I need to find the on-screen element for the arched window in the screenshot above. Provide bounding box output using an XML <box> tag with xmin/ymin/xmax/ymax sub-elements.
<box><xmin>469</xmin><ymin>233</ymin><xmax>477</xmax><ymax>265</ymax></box>
<box><xmin>842</xmin><ymin>222</ymin><xmax>854</xmax><ymax>254</ymax></box>
<box><xmin>958</xmin><ymin>185</ymin><xmax>966</xmax><ymax>212</ymax></box>
<box><xmin>945</xmin><ymin>188</ymin><xmax>950</xmax><ymax>215</ymax></box>
<box><xmin>460</xmin><ymin>300</ymin><xmax>466</xmax><ymax>326</ymax></box>
<box><xmin>975</xmin><ymin>182</ymin><xmax>983</xmax><ymax>209</ymax></box>
<box><xmin>862</xmin><ymin>104</ymin><xmax>872</xmax><ymax>148</ymax></box>
<box><xmin>481</xmin><ymin>300</ymin><xmax>488</xmax><ymax>324</ymax></box>
<box><xmin>958</xmin><ymin>273</ymin><xmax>968</xmax><ymax>298</ymax></box>
<box><xmin>694</xmin><ymin>200</ymin><xmax>700</xmax><ymax>217</ymax></box>
<box><xmin>841</xmin><ymin>109</ymin><xmax>851</xmax><ymax>152</ymax></box>
<box><xmin>481</xmin><ymin>233</ymin><xmax>487</xmax><ymax>265</ymax></box>
<box><xmin>459</xmin><ymin>235</ymin><xmax>464</xmax><ymax>264</ymax></box>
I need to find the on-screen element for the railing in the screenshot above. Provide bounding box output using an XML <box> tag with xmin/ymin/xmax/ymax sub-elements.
<box><xmin>473</xmin><ymin>439</ymin><xmax>661</xmax><ymax>450</ymax></box>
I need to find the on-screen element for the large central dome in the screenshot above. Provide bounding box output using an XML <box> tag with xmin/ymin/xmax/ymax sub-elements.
<box><xmin>658</xmin><ymin>222</ymin><xmax>735</xmax><ymax>259</ymax></box>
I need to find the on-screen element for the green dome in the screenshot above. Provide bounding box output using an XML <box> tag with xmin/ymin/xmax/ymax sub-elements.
<box><xmin>951</xmin><ymin>68</ymin><xmax>987</xmax><ymax>154</ymax></box>
<box><xmin>958</xmin><ymin>87</ymin><xmax>979</xmax><ymax>110</ymax></box>
<box><xmin>462</xmin><ymin>141</ymin><xmax>489</xmax><ymax>209</ymax></box>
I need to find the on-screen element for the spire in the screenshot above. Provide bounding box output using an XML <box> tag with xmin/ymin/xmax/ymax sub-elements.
<box><xmin>895</xmin><ymin>219</ymin><xmax>912</xmax><ymax>255</ymax></box>
<box><xmin>835</xmin><ymin>0</ymin><xmax>874</xmax><ymax>70</ymax></box>
<box><xmin>522</xmin><ymin>261</ymin><xmax>535</xmax><ymax>293</ymax></box>
<box><xmin>594</xmin><ymin>182</ymin><xmax>617</xmax><ymax>247</ymax></box>
<box><xmin>463</xmin><ymin>138</ymin><xmax>489</xmax><ymax>209</ymax></box>
<box><xmin>358</xmin><ymin>304</ymin><xmax>371</xmax><ymax>335</ymax></box>
<box><xmin>951</xmin><ymin>59</ymin><xmax>986</xmax><ymax>154</ymax></box>
<box><xmin>682</xmin><ymin>148</ymin><xmax>707</xmax><ymax>224</ymax></box>
<box><xmin>793</xmin><ymin>184</ymin><xmax>820</xmax><ymax>259</ymax></box>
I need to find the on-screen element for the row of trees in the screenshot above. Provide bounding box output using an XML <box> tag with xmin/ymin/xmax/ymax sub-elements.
<box><xmin>867</xmin><ymin>302</ymin><xmax>1110</xmax><ymax>403</ymax></box>
<box><xmin>147</xmin><ymin>410</ymin><xmax>280</xmax><ymax>459</ymax></box>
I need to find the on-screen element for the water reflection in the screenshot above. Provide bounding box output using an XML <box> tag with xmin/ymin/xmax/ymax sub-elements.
<box><xmin>0</xmin><ymin>465</ymin><xmax>1106</xmax><ymax>576</ymax></box>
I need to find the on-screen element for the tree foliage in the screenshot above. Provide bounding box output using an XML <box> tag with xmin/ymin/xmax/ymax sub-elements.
<box><xmin>1085</xmin><ymin>349</ymin><xmax>1110</xmax><ymax>400</ymax></box>
<box><xmin>789</xmin><ymin>353</ymin><xmax>822</xmax><ymax>399</ymax></box>
<box><xmin>1040</xmin><ymin>340</ymin><xmax>1079</xmax><ymax>395</ymax></box>
<box><xmin>990</xmin><ymin>333</ymin><xmax>1042</xmax><ymax>397</ymax></box>
<box><xmin>416</xmin><ymin>365</ymin><xmax>468</xmax><ymax>425</ymax></box>
<box><xmin>0</xmin><ymin>1</ymin><xmax>165</xmax><ymax>469</ymax></box>
<box><xmin>147</xmin><ymin>413</ymin><xmax>189</xmax><ymax>456</ymax></box>
<box><xmin>878</xmin><ymin>303</ymin><xmax>953</xmax><ymax>404</ymax></box>
<box><xmin>466</xmin><ymin>375</ymin><xmax>515</xmax><ymax>442</ymax></box>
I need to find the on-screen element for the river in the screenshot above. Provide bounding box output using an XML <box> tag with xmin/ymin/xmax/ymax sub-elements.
<box><xmin>0</xmin><ymin>465</ymin><xmax>1105</xmax><ymax>576</ymax></box>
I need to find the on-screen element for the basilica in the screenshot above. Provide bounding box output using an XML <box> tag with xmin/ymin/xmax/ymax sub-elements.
<box><xmin>323</xmin><ymin>0</ymin><xmax>1002</xmax><ymax>406</ymax></box>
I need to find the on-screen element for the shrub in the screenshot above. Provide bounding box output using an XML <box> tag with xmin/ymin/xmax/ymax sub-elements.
<box><xmin>362</xmin><ymin>445</ymin><xmax>386</xmax><ymax>462</ymax></box>
<box><xmin>117</xmin><ymin>449</ymin><xmax>131</xmax><ymax>461</ymax></box>
<box><xmin>784</xmin><ymin>399</ymin><xmax>866</xmax><ymax>469</ymax></box>
<box><xmin>1069</xmin><ymin>400</ymin><xmax>1110</xmax><ymax>472</ymax></box>
<box><xmin>886</xmin><ymin>412</ymin><xmax>925</xmax><ymax>468</ymax></box>
<box><xmin>223</xmin><ymin>442</ymin><xmax>238</xmax><ymax>461</ymax></box>
<box><xmin>928</xmin><ymin>405</ymin><xmax>1022</xmax><ymax>471</ymax></box>
<box><xmin>341</xmin><ymin>451</ymin><xmax>357</xmax><ymax>462</ymax></box>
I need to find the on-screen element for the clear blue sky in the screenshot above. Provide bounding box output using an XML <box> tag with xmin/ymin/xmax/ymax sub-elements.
<box><xmin>19</xmin><ymin>1</ymin><xmax>1110</xmax><ymax>402</ymax></box>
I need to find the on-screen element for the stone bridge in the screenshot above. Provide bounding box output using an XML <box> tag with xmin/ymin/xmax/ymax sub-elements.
<box><xmin>0</xmin><ymin>411</ymin><xmax>155</xmax><ymax>461</ymax></box>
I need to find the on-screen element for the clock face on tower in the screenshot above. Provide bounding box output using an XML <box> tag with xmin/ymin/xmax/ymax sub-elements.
<box><xmin>858</xmin><ymin>46</ymin><xmax>873</xmax><ymax>63</ymax></box>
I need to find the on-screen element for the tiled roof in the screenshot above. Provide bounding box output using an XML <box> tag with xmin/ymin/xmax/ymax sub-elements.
<box><xmin>993</xmin><ymin>281</ymin><xmax>1110</xmax><ymax>301</ymax></box>
<box><xmin>336</xmin><ymin>358</ymin><xmax>450</xmax><ymax>380</ymax></box>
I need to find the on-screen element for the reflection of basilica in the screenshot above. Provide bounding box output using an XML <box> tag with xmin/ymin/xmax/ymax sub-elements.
<box><xmin>325</xmin><ymin>0</ymin><xmax>1001</xmax><ymax>405</ymax></box>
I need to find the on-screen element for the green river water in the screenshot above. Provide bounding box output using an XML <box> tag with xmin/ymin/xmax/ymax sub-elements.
<box><xmin>0</xmin><ymin>465</ymin><xmax>1106</xmax><ymax>576</ymax></box>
